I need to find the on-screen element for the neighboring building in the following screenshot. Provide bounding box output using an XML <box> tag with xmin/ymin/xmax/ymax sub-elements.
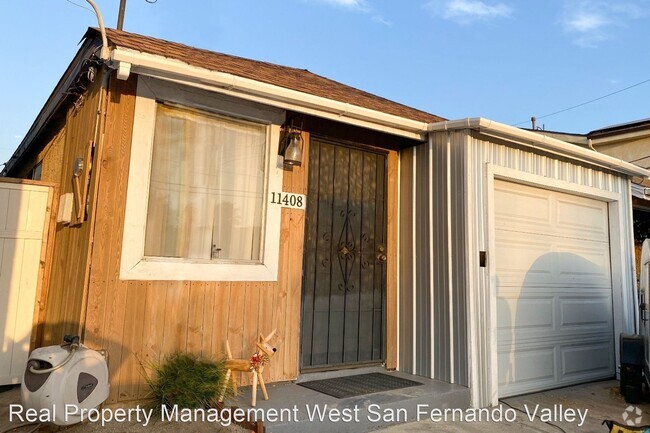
<box><xmin>2</xmin><ymin>28</ymin><xmax>647</xmax><ymax>409</ymax></box>
<box><xmin>536</xmin><ymin>120</ymin><xmax>650</xmax><ymax>276</ymax></box>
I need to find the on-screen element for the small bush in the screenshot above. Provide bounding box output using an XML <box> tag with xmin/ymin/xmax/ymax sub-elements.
<box><xmin>145</xmin><ymin>352</ymin><xmax>230</xmax><ymax>409</ymax></box>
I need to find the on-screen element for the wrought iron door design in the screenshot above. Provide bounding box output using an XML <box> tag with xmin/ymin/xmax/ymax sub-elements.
<box><xmin>301</xmin><ymin>139</ymin><xmax>388</xmax><ymax>369</ymax></box>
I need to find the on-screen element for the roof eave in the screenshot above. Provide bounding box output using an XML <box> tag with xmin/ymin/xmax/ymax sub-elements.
<box><xmin>110</xmin><ymin>47</ymin><xmax>430</xmax><ymax>141</ymax></box>
<box><xmin>429</xmin><ymin>118</ymin><xmax>650</xmax><ymax>178</ymax></box>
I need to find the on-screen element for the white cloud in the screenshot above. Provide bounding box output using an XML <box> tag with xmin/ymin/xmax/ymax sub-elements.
<box><xmin>305</xmin><ymin>0</ymin><xmax>393</xmax><ymax>26</ymax></box>
<box><xmin>564</xmin><ymin>10</ymin><xmax>608</xmax><ymax>32</ymax></box>
<box><xmin>426</xmin><ymin>0</ymin><xmax>512</xmax><ymax>24</ymax></box>
<box><xmin>561</xmin><ymin>1</ymin><xmax>645</xmax><ymax>47</ymax></box>
<box><xmin>313</xmin><ymin>0</ymin><xmax>367</xmax><ymax>10</ymax></box>
<box><xmin>372</xmin><ymin>15</ymin><xmax>392</xmax><ymax>26</ymax></box>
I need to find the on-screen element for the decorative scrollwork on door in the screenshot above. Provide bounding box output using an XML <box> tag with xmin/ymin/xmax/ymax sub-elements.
<box><xmin>337</xmin><ymin>209</ymin><xmax>356</xmax><ymax>292</ymax></box>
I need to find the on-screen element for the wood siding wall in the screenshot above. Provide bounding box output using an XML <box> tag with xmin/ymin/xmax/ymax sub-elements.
<box><xmin>82</xmin><ymin>75</ymin><xmax>307</xmax><ymax>403</ymax></box>
<box><xmin>14</xmin><ymin>129</ymin><xmax>66</xmax><ymax>184</ymax></box>
<box><xmin>29</xmin><ymin>73</ymin><xmax>108</xmax><ymax>346</ymax></box>
<box><xmin>24</xmin><ymin>70</ymin><xmax>399</xmax><ymax>403</ymax></box>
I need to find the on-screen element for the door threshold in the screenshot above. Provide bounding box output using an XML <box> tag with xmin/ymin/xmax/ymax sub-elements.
<box><xmin>296</xmin><ymin>364</ymin><xmax>387</xmax><ymax>384</ymax></box>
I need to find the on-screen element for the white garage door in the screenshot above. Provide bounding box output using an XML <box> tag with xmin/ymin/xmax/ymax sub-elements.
<box><xmin>495</xmin><ymin>180</ymin><xmax>615</xmax><ymax>398</ymax></box>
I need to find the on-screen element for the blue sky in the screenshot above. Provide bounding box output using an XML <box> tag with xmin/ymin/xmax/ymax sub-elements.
<box><xmin>1</xmin><ymin>0</ymin><xmax>650</xmax><ymax>165</ymax></box>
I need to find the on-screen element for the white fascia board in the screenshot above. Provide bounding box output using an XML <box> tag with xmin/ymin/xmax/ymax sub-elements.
<box><xmin>591</xmin><ymin>128</ymin><xmax>650</xmax><ymax>146</ymax></box>
<box><xmin>429</xmin><ymin>118</ymin><xmax>650</xmax><ymax>178</ymax></box>
<box><xmin>110</xmin><ymin>47</ymin><xmax>429</xmax><ymax>140</ymax></box>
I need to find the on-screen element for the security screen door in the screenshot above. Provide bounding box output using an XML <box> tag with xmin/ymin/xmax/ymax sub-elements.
<box><xmin>301</xmin><ymin>138</ymin><xmax>388</xmax><ymax>369</ymax></box>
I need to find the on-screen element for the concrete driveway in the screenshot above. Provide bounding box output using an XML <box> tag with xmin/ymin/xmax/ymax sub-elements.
<box><xmin>377</xmin><ymin>380</ymin><xmax>650</xmax><ymax>432</ymax></box>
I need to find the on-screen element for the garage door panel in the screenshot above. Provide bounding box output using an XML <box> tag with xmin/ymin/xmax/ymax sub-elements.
<box><xmin>496</xmin><ymin>232</ymin><xmax>611</xmax><ymax>288</ymax></box>
<box><xmin>495</xmin><ymin>186</ymin><xmax>551</xmax><ymax>231</ymax></box>
<box><xmin>556</xmin><ymin>199</ymin><xmax>609</xmax><ymax>240</ymax></box>
<box><xmin>560</xmin><ymin>298</ymin><xmax>612</xmax><ymax>328</ymax></box>
<box><xmin>497</xmin><ymin>296</ymin><xmax>554</xmax><ymax>331</ymax></box>
<box><xmin>498</xmin><ymin>346</ymin><xmax>556</xmax><ymax>388</ymax></box>
<box><xmin>494</xmin><ymin>235</ymin><xmax>551</xmax><ymax>273</ymax></box>
<box><xmin>561</xmin><ymin>341</ymin><xmax>614</xmax><ymax>378</ymax></box>
<box><xmin>495</xmin><ymin>182</ymin><xmax>609</xmax><ymax>242</ymax></box>
<box><xmin>495</xmin><ymin>180</ymin><xmax>614</xmax><ymax>398</ymax></box>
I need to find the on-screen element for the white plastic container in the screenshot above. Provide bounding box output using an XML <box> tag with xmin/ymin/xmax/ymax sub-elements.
<box><xmin>21</xmin><ymin>342</ymin><xmax>109</xmax><ymax>426</ymax></box>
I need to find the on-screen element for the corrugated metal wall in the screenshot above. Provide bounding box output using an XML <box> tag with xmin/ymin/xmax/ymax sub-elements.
<box><xmin>399</xmin><ymin>128</ymin><xmax>636</xmax><ymax>395</ymax></box>
<box><xmin>399</xmin><ymin>132</ymin><xmax>469</xmax><ymax>386</ymax></box>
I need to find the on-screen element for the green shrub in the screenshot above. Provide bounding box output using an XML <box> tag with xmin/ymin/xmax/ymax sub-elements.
<box><xmin>145</xmin><ymin>352</ymin><xmax>230</xmax><ymax>409</ymax></box>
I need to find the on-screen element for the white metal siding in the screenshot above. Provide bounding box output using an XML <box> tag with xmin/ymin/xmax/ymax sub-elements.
<box><xmin>466</xmin><ymin>130</ymin><xmax>636</xmax><ymax>407</ymax></box>
<box><xmin>0</xmin><ymin>182</ymin><xmax>50</xmax><ymax>385</ymax></box>
<box><xmin>494</xmin><ymin>180</ymin><xmax>615</xmax><ymax>397</ymax></box>
<box><xmin>398</xmin><ymin>133</ymin><xmax>469</xmax><ymax>386</ymax></box>
<box><xmin>399</xmin><ymin>129</ymin><xmax>637</xmax><ymax>408</ymax></box>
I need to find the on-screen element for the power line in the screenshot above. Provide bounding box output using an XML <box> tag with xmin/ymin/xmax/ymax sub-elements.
<box><xmin>513</xmin><ymin>77</ymin><xmax>650</xmax><ymax>127</ymax></box>
<box><xmin>64</xmin><ymin>0</ymin><xmax>94</xmax><ymax>13</ymax></box>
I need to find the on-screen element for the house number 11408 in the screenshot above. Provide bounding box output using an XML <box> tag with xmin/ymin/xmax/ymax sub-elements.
<box><xmin>270</xmin><ymin>192</ymin><xmax>306</xmax><ymax>210</ymax></box>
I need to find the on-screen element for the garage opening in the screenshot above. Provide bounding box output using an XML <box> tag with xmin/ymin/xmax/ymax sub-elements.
<box><xmin>494</xmin><ymin>180</ymin><xmax>615</xmax><ymax>397</ymax></box>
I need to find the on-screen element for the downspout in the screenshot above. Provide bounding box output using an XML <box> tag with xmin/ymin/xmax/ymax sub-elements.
<box><xmin>588</xmin><ymin>138</ymin><xmax>597</xmax><ymax>152</ymax></box>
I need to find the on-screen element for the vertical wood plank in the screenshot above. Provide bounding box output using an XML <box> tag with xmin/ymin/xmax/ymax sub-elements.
<box><xmin>161</xmin><ymin>281</ymin><xmax>190</xmax><ymax>356</ymax></box>
<box><xmin>386</xmin><ymin>150</ymin><xmax>399</xmax><ymax>369</ymax></box>
<box><xmin>242</xmin><ymin>282</ymin><xmax>261</xmax><ymax>385</ymax></box>
<box><xmin>284</xmin><ymin>132</ymin><xmax>308</xmax><ymax>379</ymax></box>
<box><xmin>228</xmin><ymin>282</ymin><xmax>247</xmax><ymax>359</ymax></box>
<box><xmin>186</xmin><ymin>282</ymin><xmax>206</xmax><ymax>354</ymax></box>
<box><xmin>117</xmin><ymin>281</ymin><xmax>147</xmax><ymax>401</ymax></box>
<box><xmin>137</xmin><ymin>281</ymin><xmax>167</xmax><ymax>399</ymax></box>
<box><xmin>201</xmin><ymin>282</ymin><xmax>215</xmax><ymax>359</ymax></box>
<box><xmin>211</xmin><ymin>282</ymin><xmax>232</xmax><ymax>359</ymax></box>
<box><xmin>104</xmin><ymin>280</ymin><xmax>129</xmax><ymax>403</ymax></box>
<box><xmin>31</xmin><ymin>184</ymin><xmax>57</xmax><ymax>350</ymax></box>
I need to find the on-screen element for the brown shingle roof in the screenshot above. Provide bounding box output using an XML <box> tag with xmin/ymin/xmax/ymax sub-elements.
<box><xmin>89</xmin><ymin>28</ymin><xmax>444</xmax><ymax>124</ymax></box>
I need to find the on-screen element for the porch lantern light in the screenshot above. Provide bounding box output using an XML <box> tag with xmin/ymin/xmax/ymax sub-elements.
<box><xmin>283</xmin><ymin>132</ymin><xmax>303</xmax><ymax>167</ymax></box>
<box><xmin>280</xmin><ymin>121</ymin><xmax>304</xmax><ymax>167</ymax></box>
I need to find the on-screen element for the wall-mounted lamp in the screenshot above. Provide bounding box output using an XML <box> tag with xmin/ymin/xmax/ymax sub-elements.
<box><xmin>280</xmin><ymin>121</ymin><xmax>304</xmax><ymax>168</ymax></box>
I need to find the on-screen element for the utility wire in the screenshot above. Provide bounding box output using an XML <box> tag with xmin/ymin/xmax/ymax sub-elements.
<box><xmin>64</xmin><ymin>0</ymin><xmax>94</xmax><ymax>13</ymax></box>
<box><xmin>513</xmin><ymin>77</ymin><xmax>650</xmax><ymax>127</ymax></box>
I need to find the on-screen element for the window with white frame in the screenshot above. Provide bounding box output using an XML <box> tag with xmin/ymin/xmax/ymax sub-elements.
<box><xmin>145</xmin><ymin>105</ymin><xmax>266</xmax><ymax>263</ymax></box>
<box><xmin>120</xmin><ymin>76</ymin><xmax>284</xmax><ymax>281</ymax></box>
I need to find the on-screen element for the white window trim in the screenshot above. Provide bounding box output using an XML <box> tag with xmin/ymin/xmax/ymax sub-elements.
<box><xmin>120</xmin><ymin>76</ymin><xmax>285</xmax><ymax>281</ymax></box>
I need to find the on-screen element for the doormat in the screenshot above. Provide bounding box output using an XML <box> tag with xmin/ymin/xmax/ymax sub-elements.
<box><xmin>297</xmin><ymin>372</ymin><xmax>422</xmax><ymax>399</ymax></box>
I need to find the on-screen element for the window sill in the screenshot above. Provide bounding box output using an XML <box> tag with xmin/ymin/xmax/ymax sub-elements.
<box><xmin>119</xmin><ymin>258</ymin><xmax>279</xmax><ymax>282</ymax></box>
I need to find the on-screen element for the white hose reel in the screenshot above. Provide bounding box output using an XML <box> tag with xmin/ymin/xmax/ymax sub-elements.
<box><xmin>21</xmin><ymin>336</ymin><xmax>109</xmax><ymax>426</ymax></box>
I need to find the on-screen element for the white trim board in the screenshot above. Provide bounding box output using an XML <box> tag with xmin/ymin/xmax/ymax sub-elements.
<box><xmin>429</xmin><ymin>118</ymin><xmax>649</xmax><ymax>178</ymax></box>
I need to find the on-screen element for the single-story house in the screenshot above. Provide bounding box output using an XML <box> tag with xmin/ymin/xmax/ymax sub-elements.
<box><xmin>2</xmin><ymin>27</ymin><xmax>648</xmax><ymax>409</ymax></box>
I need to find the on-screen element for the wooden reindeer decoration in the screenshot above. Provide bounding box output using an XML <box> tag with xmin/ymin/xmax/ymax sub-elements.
<box><xmin>220</xmin><ymin>329</ymin><xmax>277</xmax><ymax>407</ymax></box>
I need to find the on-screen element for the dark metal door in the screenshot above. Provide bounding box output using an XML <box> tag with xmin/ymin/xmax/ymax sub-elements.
<box><xmin>301</xmin><ymin>138</ymin><xmax>388</xmax><ymax>369</ymax></box>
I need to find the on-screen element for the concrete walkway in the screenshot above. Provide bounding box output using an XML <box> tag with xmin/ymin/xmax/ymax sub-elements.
<box><xmin>232</xmin><ymin>366</ymin><xmax>470</xmax><ymax>433</ymax></box>
<box><xmin>3</xmin><ymin>378</ymin><xmax>647</xmax><ymax>432</ymax></box>
<box><xmin>377</xmin><ymin>380</ymin><xmax>650</xmax><ymax>432</ymax></box>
